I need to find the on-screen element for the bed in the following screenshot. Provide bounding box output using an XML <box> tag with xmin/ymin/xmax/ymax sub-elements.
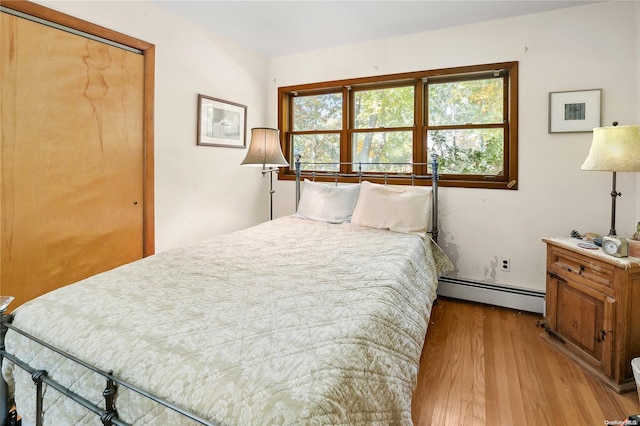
<box><xmin>1</xmin><ymin>159</ymin><xmax>452</xmax><ymax>425</ymax></box>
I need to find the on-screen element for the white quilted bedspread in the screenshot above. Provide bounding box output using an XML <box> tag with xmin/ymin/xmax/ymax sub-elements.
<box><xmin>3</xmin><ymin>217</ymin><xmax>452</xmax><ymax>425</ymax></box>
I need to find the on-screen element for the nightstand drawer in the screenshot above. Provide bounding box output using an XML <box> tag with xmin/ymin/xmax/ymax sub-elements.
<box><xmin>549</xmin><ymin>247</ymin><xmax>615</xmax><ymax>294</ymax></box>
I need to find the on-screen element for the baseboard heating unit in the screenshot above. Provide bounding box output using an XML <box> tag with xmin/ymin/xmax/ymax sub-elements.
<box><xmin>437</xmin><ymin>276</ymin><xmax>545</xmax><ymax>315</ymax></box>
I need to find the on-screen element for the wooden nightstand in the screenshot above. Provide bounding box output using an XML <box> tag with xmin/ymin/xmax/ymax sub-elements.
<box><xmin>542</xmin><ymin>237</ymin><xmax>640</xmax><ymax>393</ymax></box>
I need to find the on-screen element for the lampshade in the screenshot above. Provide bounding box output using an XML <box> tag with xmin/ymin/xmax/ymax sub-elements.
<box><xmin>581</xmin><ymin>125</ymin><xmax>640</xmax><ymax>171</ymax></box>
<box><xmin>241</xmin><ymin>127</ymin><xmax>289</xmax><ymax>168</ymax></box>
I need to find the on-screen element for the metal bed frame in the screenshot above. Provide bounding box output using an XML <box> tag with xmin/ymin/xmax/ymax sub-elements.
<box><xmin>0</xmin><ymin>156</ymin><xmax>440</xmax><ymax>426</ymax></box>
<box><xmin>0</xmin><ymin>313</ymin><xmax>217</xmax><ymax>426</ymax></box>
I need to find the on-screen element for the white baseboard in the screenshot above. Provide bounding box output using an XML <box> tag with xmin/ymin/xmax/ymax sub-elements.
<box><xmin>437</xmin><ymin>276</ymin><xmax>545</xmax><ymax>314</ymax></box>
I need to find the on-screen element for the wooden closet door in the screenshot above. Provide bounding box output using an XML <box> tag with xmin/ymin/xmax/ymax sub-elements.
<box><xmin>1</xmin><ymin>13</ymin><xmax>145</xmax><ymax>308</ymax></box>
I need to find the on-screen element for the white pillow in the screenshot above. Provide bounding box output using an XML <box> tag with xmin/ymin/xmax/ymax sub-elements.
<box><xmin>351</xmin><ymin>181</ymin><xmax>432</xmax><ymax>234</ymax></box>
<box><xmin>295</xmin><ymin>180</ymin><xmax>360</xmax><ymax>223</ymax></box>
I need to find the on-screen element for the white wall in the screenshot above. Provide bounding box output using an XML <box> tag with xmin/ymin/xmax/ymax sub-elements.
<box><xmin>35</xmin><ymin>0</ymin><xmax>271</xmax><ymax>252</ymax></box>
<box><xmin>269</xmin><ymin>1</ymin><xmax>639</xmax><ymax>292</ymax></box>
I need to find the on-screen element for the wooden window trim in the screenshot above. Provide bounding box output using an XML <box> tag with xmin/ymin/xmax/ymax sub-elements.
<box><xmin>277</xmin><ymin>61</ymin><xmax>518</xmax><ymax>190</ymax></box>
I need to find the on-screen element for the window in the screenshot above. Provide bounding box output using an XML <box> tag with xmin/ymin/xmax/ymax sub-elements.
<box><xmin>352</xmin><ymin>85</ymin><xmax>414</xmax><ymax>173</ymax></box>
<box><xmin>278</xmin><ymin>62</ymin><xmax>518</xmax><ymax>189</ymax></box>
<box><xmin>291</xmin><ymin>91</ymin><xmax>342</xmax><ymax>171</ymax></box>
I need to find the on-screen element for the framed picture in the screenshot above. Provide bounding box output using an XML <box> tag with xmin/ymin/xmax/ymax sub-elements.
<box><xmin>548</xmin><ymin>89</ymin><xmax>601</xmax><ymax>133</ymax></box>
<box><xmin>197</xmin><ymin>94</ymin><xmax>247</xmax><ymax>147</ymax></box>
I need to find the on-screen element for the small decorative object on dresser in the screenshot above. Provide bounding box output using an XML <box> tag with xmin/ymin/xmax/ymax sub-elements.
<box><xmin>629</xmin><ymin>222</ymin><xmax>640</xmax><ymax>258</ymax></box>
<box><xmin>602</xmin><ymin>235</ymin><xmax>629</xmax><ymax>257</ymax></box>
<box><xmin>542</xmin><ymin>237</ymin><xmax>640</xmax><ymax>393</ymax></box>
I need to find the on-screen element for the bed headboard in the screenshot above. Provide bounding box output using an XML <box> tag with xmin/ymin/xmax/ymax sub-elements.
<box><xmin>294</xmin><ymin>155</ymin><xmax>440</xmax><ymax>242</ymax></box>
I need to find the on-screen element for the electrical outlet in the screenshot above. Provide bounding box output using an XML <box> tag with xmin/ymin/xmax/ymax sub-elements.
<box><xmin>500</xmin><ymin>258</ymin><xmax>511</xmax><ymax>272</ymax></box>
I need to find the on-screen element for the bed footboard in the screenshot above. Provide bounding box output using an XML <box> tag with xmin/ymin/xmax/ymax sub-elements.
<box><xmin>0</xmin><ymin>307</ymin><xmax>217</xmax><ymax>426</ymax></box>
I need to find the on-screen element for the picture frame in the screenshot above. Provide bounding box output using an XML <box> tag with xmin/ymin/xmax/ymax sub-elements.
<box><xmin>548</xmin><ymin>89</ymin><xmax>601</xmax><ymax>133</ymax></box>
<box><xmin>197</xmin><ymin>94</ymin><xmax>247</xmax><ymax>148</ymax></box>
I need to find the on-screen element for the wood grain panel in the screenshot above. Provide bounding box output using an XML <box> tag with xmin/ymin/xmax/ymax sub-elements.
<box><xmin>558</xmin><ymin>283</ymin><xmax>600</xmax><ymax>354</ymax></box>
<box><xmin>1</xmin><ymin>12</ymin><xmax>145</xmax><ymax>308</ymax></box>
<box><xmin>1</xmin><ymin>0</ymin><xmax>156</xmax><ymax>260</ymax></box>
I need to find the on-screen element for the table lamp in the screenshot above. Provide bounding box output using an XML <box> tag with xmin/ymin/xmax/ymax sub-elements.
<box><xmin>581</xmin><ymin>122</ymin><xmax>640</xmax><ymax>236</ymax></box>
<box><xmin>241</xmin><ymin>128</ymin><xmax>289</xmax><ymax>220</ymax></box>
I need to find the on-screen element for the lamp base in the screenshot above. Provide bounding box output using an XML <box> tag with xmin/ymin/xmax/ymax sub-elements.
<box><xmin>608</xmin><ymin>171</ymin><xmax>621</xmax><ymax>238</ymax></box>
<box><xmin>261</xmin><ymin>167</ymin><xmax>279</xmax><ymax>220</ymax></box>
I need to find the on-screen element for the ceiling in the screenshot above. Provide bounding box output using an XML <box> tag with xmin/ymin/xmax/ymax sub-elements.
<box><xmin>152</xmin><ymin>1</ymin><xmax>601</xmax><ymax>57</ymax></box>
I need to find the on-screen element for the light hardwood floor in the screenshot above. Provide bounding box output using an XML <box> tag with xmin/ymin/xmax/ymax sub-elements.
<box><xmin>412</xmin><ymin>297</ymin><xmax>640</xmax><ymax>425</ymax></box>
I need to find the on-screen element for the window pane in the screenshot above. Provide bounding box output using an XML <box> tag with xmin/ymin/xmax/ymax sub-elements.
<box><xmin>428</xmin><ymin>79</ymin><xmax>503</xmax><ymax>126</ymax></box>
<box><xmin>293</xmin><ymin>93</ymin><xmax>342</xmax><ymax>131</ymax></box>
<box><xmin>292</xmin><ymin>134</ymin><xmax>340</xmax><ymax>171</ymax></box>
<box><xmin>427</xmin><ymin>129</ymin><xmax>503</xmax><ymax>175</ymax></box>
<box><xmin>354</xmin><ymin>86</ymin><xmax>414</xmax><ymax>129</ymax></box>
<box><xmin>352</xmin><ymin>131</ymin><xmax>413</xmax><ymax>172</ymax></box>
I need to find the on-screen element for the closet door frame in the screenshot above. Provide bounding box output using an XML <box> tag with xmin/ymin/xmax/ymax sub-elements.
<box><xmin>1</xmin><ymin>0</ymin><xmax>156</xmax><ymax>256</ymax></box>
